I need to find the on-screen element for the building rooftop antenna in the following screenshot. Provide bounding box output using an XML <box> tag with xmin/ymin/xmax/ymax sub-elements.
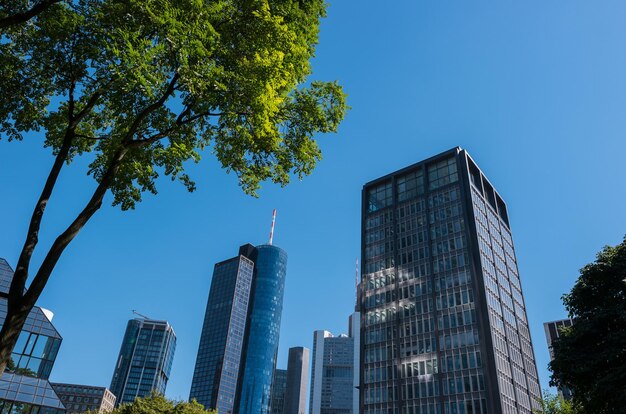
<box><xmin>132</xmin><ymin>309</ymin><xmax>150</xmax><ymax>320</ymax></box>
<box><xmin>268</xmin><ymin>209</ymin><xmax>277</xmax><ymax>245</ymax></box>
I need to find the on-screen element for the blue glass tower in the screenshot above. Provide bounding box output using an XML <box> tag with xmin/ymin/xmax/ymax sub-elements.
<box><xmin>235</xmin><ymin>245</ymin><xmax>287</xmax><ymax>414</ymax></box>
<box><xmin>190</xmin><ymin>244</ymin><xmax>287</xmax><ymax>414</ymax></box>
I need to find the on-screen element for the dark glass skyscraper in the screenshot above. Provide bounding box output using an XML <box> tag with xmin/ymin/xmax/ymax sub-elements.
<box><xmin>110</xmin><ymin>318</ymin><xmax>176</xmax><ymax>405</ymax></box>
<box><xmin>189</xmin><ymin>245</ymin><xmax>255</xmax><ymax>412</ymax></box>
<box><xmin>269</xmin><ymin>369</ymin><xmax>287</xmax><ymax>414</ymax></box>
<box><xmin>359</xmin><ymin>148</ymin><xmax>542</xmax><ymax>414</ymax></box>
<box><xmin>190</xmin><ymin>243</ymin><xmax>287</xmax><ymax>414</ymax></box>
<box><xmin>0</xmin><ymin>258</ymin><xmax>65</xmax><ymax>414</ymax></box>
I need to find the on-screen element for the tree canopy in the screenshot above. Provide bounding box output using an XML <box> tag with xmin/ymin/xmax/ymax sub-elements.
<box><xmin>533</xmin><ymin>391</ymin><xmax>581</xmax><ymax>414</ymax></box>
<box><xmin>106</xmin><ymin>394</ymin><xmax>216</xmax><ymax>414</ymax></box>
<box><xmin>549</xmin><ymin>236</ymin><xmax>626</xmax><ymax>414</ymax></box>
<box><xmin>0</xmin><ymin>0</ymin><xmax>347</xmax><ymax>373</ymax></box>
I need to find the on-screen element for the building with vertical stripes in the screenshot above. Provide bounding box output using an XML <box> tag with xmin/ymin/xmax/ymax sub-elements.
<box><xmin>359</xmin><ymin>147</ymin><xmax>541</xmax><ymax>414</ymax></box>
<box><xmin>109</xmin><ymin>318</ymin><xmax>176</xmax><ymax>405</ymax></box>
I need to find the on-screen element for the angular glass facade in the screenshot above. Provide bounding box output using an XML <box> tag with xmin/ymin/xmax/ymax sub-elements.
<box><xmin>359</xmin><ymin>148</ymin><xmax>541</xmax><ymax>414</ymax></box>
<box><xmin>190</xmin><ymin>244</ymin><xmax>287</xmax><ymax>414</ymax></box>
<box><xmin>109</xmin><ymin>319</ymin><xmax>176</xmax><ymax>405</ymax></box>
<box><xmin>0</xmin><ymin>258</ymin><xmax>65</xmax><ymax>414</ymax></box>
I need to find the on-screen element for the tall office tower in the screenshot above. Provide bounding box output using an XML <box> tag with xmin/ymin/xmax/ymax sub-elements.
<box><xmin>51</xmin><ymin>383</ymin><xmax>116</xmax><ymax>413</ymax></box>
<box><xmin>359</xmin><ymin>147</ymin><xmax>542</xmax><ymax>414</ymax></box>
<box><xmin>190</xmin><ymin>243</ymin><xmax>288</xmax><ymax>414</ymax></box>
<box><xmin>284</xmin><ymin>347</ymin><xmax>310</xmax><ymax>414</ymax></box>
<box><xmin>349</xmin><ymin>312</ymin><xmax>360</xmax><ymax>414</ymax></box>
<box><xmin>0</xmin><ymin>258</ymin><xmax>65</xmax><ymax>414</ymax></box>
<box><xmin>543</xmin><ymin>319</ymin><xmax>574</xmax><ymax>400</ymax></box>
<box><xmin>269</xmin><ymin>369</ymin><xmax>287</xmax><ymax>414</ymax></box>
<box><xmin>110</xmin><ymin>318</ymin><xmax>176</xmax><ymax>405</ymax></box>
<box><xmin>309</xmin><ymin>315</ymin><xmax>358</xmax><ymax>414</ymax></box>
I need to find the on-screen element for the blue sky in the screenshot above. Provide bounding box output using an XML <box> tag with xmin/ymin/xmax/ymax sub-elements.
<box><xmin>1</xmin><ymin>0</ymin><xmax>626</xmax><ymax>405</ymax></box>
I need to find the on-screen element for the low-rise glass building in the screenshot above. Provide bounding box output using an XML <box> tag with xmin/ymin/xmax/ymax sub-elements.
<box><xmin>0</xmin><ymin>258</ymin><xmax>65</xmax><ymax>414</ymax></box>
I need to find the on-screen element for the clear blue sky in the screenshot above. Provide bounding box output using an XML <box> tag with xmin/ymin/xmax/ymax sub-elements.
<box><xmin>1</xmin><ymin>0</ymin><xmax>626</xmax><ymax>404</ymax></box>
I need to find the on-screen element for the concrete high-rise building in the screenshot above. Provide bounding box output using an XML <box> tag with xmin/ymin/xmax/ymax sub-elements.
<box><xmin>51</xmin><ymin>383</ymin><xmax>116</xmax><ymax>413</ymax></box>
<box><xmin>110</xmin><ymin>318</ymin><xmax>176</xmax><ymax>405</ymax></box>
<box><xmin>189</xmin><ymin>243</ymin><xmax>288</xmax><ymax>414</ymax></box>
<box><xmin>0</xmin><ymin>258</ymin><xmax>66</xmax><ymax>414</ymax></box>
<box><xmin>270</xmin><ymin>369</ymin><xmax>287</xmax><ymax>414</ymax></box>
<box><xmin>543</xmin><ymin>318</ymin><xmax>574</xmax><ymax>400</ymax></box>
<box><xmin>284</xmin><ymin>347</ymin><xmax>309</xmax><ymax>414</ymax></box>
<box><xmin>359</xmin><ymin>147</ymin><xmax>542</xmax><ymax>414</ymax></box>
<box><xmin>309</xmin><ymin>314</ymin><xmax>359</xmax><ymax>414</ymax></box>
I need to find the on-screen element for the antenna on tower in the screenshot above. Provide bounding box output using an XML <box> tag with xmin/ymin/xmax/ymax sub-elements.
<box><xmin>268</xmin><ymin>209</ymin><xmax>277</xmax><ymax>245</ymax></box>
<box><xmin>132</xmin><ymin>309</ymin><xmax>150</xmax><ymax>320</ymax></box>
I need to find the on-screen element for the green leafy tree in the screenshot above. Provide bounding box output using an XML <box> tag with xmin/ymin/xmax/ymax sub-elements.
<box><xmin>533</xmin><ymin>391</ymin><xmax>581</xmax><ymax>414</ymax></box>
<box><xmin>0</xmin><ymin>0</ymin><xmax>347</xmax><ymax>372</ymax></box>
<box><xmin>549</xmin><ymin>236</ymin><xmax>626</xmax><ymax>414</ymax></box>
<box><xmin>102</xmin><ymin>394</ymin><xmax>216</xmax><ymax>414</ymax></box>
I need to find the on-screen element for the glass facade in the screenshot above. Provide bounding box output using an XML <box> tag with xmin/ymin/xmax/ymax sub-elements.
<box><xmin>189</xmin><ymin>251</ymin><xmax>255</xmax><ymax>413</ymax></box>
<box><xmin>50</xmin><ymin>383</ymin><xmax>116</xmax><ymax>413</ymax></box>
<box><xmin>359</xmin><ymin>148</ymin><xmax>541</xmax><ymax>414</ymax></box>
<box><xmin>236</xmin><ymin>245</ymin><xmax>287</xmax><ymax>414</ymax></box>
<box><xmin>190</xmin><ymin>244</ymin><xmax>287</xmax><ymax>414</ymax></box>
<box><xmin>269</xmin><ymin>369</ymin><xmax>287</xmax><ymax>414</ymax></box>
<box><xmin>310</xmin><ymin>320</ymin><xmax>356</xmax><ymax>414</ymax></box>
<box><xmin>0</xmin><ymin>258</ymin><xmax>65</xmax><ymax>414</ymax></box>
<box><xmin>109</xmin><ymin>319</ymin><xmax>176</xmax><ymax>405</ymax></box>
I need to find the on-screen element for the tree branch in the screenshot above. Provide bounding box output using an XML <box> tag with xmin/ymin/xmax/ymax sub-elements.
<box><xmin>0</xmin><ymin>0</ymin><xmax>62</xmax><ymax>29</ymax></box>
<box><xmin>10</xmin><ymin>125</ymin><xmax>74</xmax><ymax>303</ymax></box>
<box><xmin>122</xmin><ymin>73</ymin><xmax>180</xmax><ymax>144</ymax></box>
<box><xmin>23</xmin><ymin>146</ymin><xmax>129</xmax><ymax>308</ymax></box>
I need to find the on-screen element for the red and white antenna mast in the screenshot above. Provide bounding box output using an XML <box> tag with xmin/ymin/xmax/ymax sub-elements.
<box><xmin>268</xmin><ymin>209</ymin><xmax>277</xmax><ymax>245</ymax></box>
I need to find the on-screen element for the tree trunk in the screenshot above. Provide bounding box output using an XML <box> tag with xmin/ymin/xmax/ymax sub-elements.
<box><xmin>0</xmin><ymin>146</ymin><xmax>128</xmax><ymax>374</ymax></box>
<box><xmin>0</xmin><ymin>299</ymin><xmax>31</xmax><ymax>374</ymax></box>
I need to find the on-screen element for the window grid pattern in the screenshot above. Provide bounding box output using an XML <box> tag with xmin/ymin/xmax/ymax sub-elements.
<box><xmin>361</xmin><ymin>150</ymin><xmax>543</xmax><ymax>414</ymax></box>
<box><xmin>0</xmin><ymin>374</ymin><xmax>64</xmax><ymax>411</ymax></box>
<box><xmin>189</xmin><ymin>256</ymin><xmax>254</xmax><ymax>414</ymax></box>
<box><xmin>470</xmin><ymin>184</ymin><xmax>541</xmax><ymax>414</ymax></box>
<box><xmin>51</xmin><ymin>383</ymin><xmax>116</xmax><ymax>413</ymax></box>
<box><xmin>0</xmin><ymin>260</ymin><xmax>65</xmax><ymax>414</ymax></box>
<box><xmin>110</xmin><ymin>319</ymin><xmax>176</xmax><ymax>406</ymax></box>
<box><xmin>362</xmin><ymin>155</ymin><xmax>487</xmax><ymax>414</ymax></box>
<box><xmin>237</xmin><ymin>245</ymin><xmax>288</xmax><ymax>414</ymax></box>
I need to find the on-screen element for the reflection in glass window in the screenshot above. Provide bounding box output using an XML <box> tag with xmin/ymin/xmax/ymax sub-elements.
<box><xmin>367</xmin><ymin>182</ymin><xmax>392</xmax><ymax>212</ymax></box>
<box><xmin>428</xmin><ymin>157</ymin><xmax>458</xmax><ymax>190</ymax></box>
<box><xmin>397</xmin><ymin>169</ymin><xmax>424</xmax><ymax>202</ymax></box>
